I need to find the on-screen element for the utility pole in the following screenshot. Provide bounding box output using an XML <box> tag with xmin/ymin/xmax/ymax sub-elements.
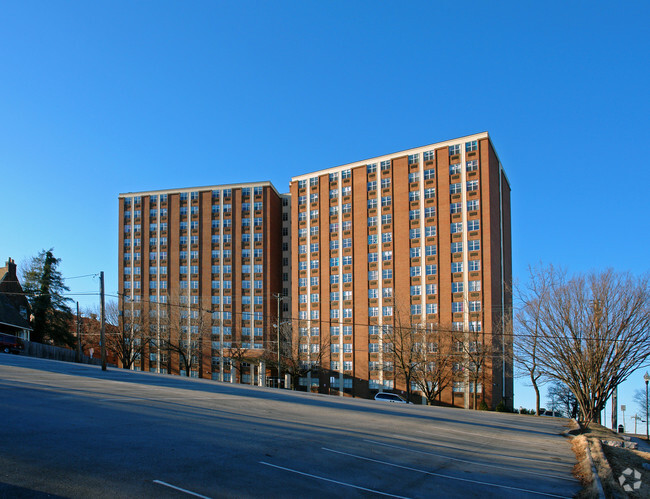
<box><xmin>632</xmin><ymin>414</ymin><xmax>641</xmax><ymax>435</ymax></box>
<box><xmin>100</xmin><ymin>271</ymin><xmax>106</xmax><ymax>371</ymax></box>
<box><xmin>273</xmin><ymin>293</ymin><xmax>284</xmax><ymax>388</ymax></box>
<box><xmin>76</xmin><ymin>302</ymin><xmax>81</xmax><ymax>363</ymax></box>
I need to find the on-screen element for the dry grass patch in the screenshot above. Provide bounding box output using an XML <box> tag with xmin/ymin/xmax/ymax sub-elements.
<box><xmin>569</xmin><ymin>423</ymin><xmax>650</xmax><ymax>498</ymax></box>
<box><xmin>572</xmin><ymin>435</ymin><xmax>599</xmax><ymax>499</ymax></box>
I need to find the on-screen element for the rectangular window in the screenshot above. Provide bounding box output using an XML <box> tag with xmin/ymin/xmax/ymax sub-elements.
<box><xmin>451</xmin><ymin>222</ymin><xmax>463</xmax><ymax>234</ymax></box>
<box><xmin>449</xmin><ymin>144</ymin><xmax>460</xmax><ymax>155</ymax></box>
<box><xmin>452</xmin><ymin>282</ymin><xmax>464</xmax><ymax>293</ymax></box>
<box><xmin>410</xmin><ymin>285</ymin><xmax>421</xmax><ymax>296</ymax></box>
<box><xmin>465</xmin><ymin>140</ymin><xmax>478</xmax><ymax>152</ymax></box>
<box><xmin>367</xmin><ymin>198</ymin><xmax>377</xmax><ymax>209</ymax></box>
<box><xmin>423</xmin><ymin>169</ymin><xmax>435</xmax><ymax>180</ymax></box>
<box><xmin>469</xmin><ymin>260</ymin><xmax>481</xmax><ymax>271</ymax></box>
<box><xmin>410</xmin><ymin>247</ymin><xmax>421</xmax><ymax>258</ymax></box>
<box><xmin>467</xmin><ymin>220</ymin><xmax>480</xmax><ymax>231</ymax></box>
<box><xmin>423</xmin><ymin>150</ymin><xmax>434</xmax><ymax>161</ymax></box>
<box><xmin>451</xmin><ymin>262</ymin><xmax>463</xmax><ymax>273</ymax></box>
<box><xmin>467</xmin><ymin>200</ymin><xmax>479</xmax><ymax>211</ymax></box>
<box><xmin>468</xmin><ymin>240</ymin><xmax>480</xmax><ymax>251</ymax></box>
<box><xmin>381</xmin><ymin>196</ymin><xmax>391</xmax><ymax>207</ymax></box>
<box><xmin>367</xmin><ymin>163</ymin><xmax>377</xmax><ymax>173</ymax></box>
<box><xmin>382</xmin><ymin>232</ymin><xmax>392</xmax><ymax>243</ymax></box>
<box><xmin>408</xmin><ymin>153</ymin><xmax>419</xmax><ymax>165</ymax></box>
<box><xmin>409</xmin><ymin>209</ymin><xmax>420</xmax><ymax>220</ymax></box>
<box><xmin>368</xmin><ymin>216</ymin><xmax>378</xmax><ymax>227</ymax></box>
<box><xmin>424</xmin><ymin>188</ymin><xmax>435</xmax><ymax>199</ymax></box>
<box><xmin>450</xmin><ymin>202</ymin><xmax>462</xmax><ymax>214</ymax></box>
<box><xmin>426</xmin><ymin>283</ymin><xmax>437</xmax><ymax>295</ymax></box>
<box><xmin>368</xmin><ymin>234</ymin><xmax>378</xmax><ymax>245</ymax></box>
<box><xmin>409</xmin><ymin>191</ymin><xmax>420</xmax><ymax>202</ymax></box>
<box><xmin>382</xmin><ymin>269</ymin><xmax>392</xmax><ymax>279</ymax></box>
<box><xmin>408</xmin><ymin>172</ymin><xmax>419</xmax><ymax>183</ymax></box>
<box><xmin>409</xmin><ymin>228</ymin><xmax>420</xmax><ymax>239</ymax></box>
<box><xmin>368</xmin><ymin>252</ymin><xmax>378</xmax><ymax>262</ymax></box>
<box><xmin>411</xmin><ymin>304</ymin><xmax>422</xmax><ymax>315</ymax></box>
<box><xmin>424</xmin><ymin>207</ymin><xmax>435</xmax><ymax>218</ymax></box>
<box><xmin>426</xmin><ymin>303</ymin><xmax>438</xmax><ymax>315</ymax></box>
<box><xmin>367</xmin><ymin>181</ymin><xmax>377</xmax><ymax>192</ymax></box>
<box><xmin>380</xmin><ymin>178</ymin><xmax>390</xmax><ymax>189</ymax></box>
<box><xmin>450</xmin><ymin>183</ymin><xmax>462</xmax><ymax>194</ymax></box>
<box><xmin>466</xmin><ymin>180</ymin><xmax>479</xmax><ymax>192</ymax></box>
<box><xmin>449</xmin><ymin>163</ymin><xmax>461</xmax><ymax>175</ymax></box>
<box><xmin>469</xmin><ymin>280</ymin><xmax>481</xmax><ymax>292</ymax></box>
<box><xmin>466</xmin><ymin>160</ymin><xmax>478</xmax><ymax>172</ymax></box>
<box><xmin>451</xmin><ymin>242</ymin><xmax>463</xmax><ymax>253</ymax></box>
<box><xmin>410</xmin><ymin>266</ymin><xmax>421</xmax><ymax>277</ymax></box>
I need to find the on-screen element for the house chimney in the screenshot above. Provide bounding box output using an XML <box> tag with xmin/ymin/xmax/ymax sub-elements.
<box><xmin>5</xmin><ymin>258</ymin><xmax>17</xmax><ymax>280</ymax></box>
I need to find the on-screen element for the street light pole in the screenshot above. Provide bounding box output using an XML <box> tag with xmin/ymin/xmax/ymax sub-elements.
<box><xmin>643</xmin><ymin>371</ymin><xmax>650</xmax><ymax>442</ymax></box>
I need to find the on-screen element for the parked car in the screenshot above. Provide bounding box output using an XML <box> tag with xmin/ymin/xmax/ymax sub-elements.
<box><xmin>374</xmin><ymin>392</ymin><xmax>408</xmax><ymax>403</ymax></box>
<box><xmin>0</xmin><ymin>333</ymin><xmax>24</xmax><ymax>354</ymax></box>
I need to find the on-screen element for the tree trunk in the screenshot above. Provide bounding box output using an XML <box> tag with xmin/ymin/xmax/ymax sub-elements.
<box><xmin>531</xmin><ymin>372</ymin><xmax>541</xmax><ymax>415</ymax></box>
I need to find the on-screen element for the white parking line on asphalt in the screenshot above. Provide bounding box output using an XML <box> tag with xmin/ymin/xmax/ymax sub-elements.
<box><xmin>153</xmin><ymin>480</ymin><xmax>212</xmax><ymax>498</ymax></box>
<box><xmin>259</xmin><ymin>461</ymin><xmax>411</xmax><ymax>498</ymax></box>
<box><xmin>364</xmin><ymin>439</ymin><xmax>574</xmax><ymax>481</ymax></box>
<box><xmin>322</xmin><ymin>448</ymin><xmax>570</xmax><ymax>499</ymax></box>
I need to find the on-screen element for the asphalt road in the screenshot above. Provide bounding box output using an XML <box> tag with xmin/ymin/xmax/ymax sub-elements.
<box><xmin>0</xmin><ymin>355</ymin><xmax>581</xmax><ymax>498</ymax></box>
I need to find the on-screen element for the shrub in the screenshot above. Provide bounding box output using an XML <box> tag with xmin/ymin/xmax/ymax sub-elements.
<box><xmin>495</xmin><ymin>400</ymin><xmax>507</xmax><ymax>412</ymax></box>
<box><xmin>478</xmin><ymin>400</ymin><xmax>489</xmax><ymax>411</ymax></box>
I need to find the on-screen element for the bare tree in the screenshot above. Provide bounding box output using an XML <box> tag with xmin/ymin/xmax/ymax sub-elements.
<box><xmin>265</xmin><ymin>321</ymin><xmax>323</xmax><ymax>391</ymax></box>
<box><xmin>227</xmin><ymin>341</ymin><xmax>255</xmax><ymax>384</ymax></box>
<box><xmin>518</xmin><ymin>266</ymin><xmax>650</xmax><ymax>427</ymax></box>
<box><xmin>411</xmin><ymin>324</ymin><xmax>455</xmax><ymax>405</ymax></box>
<box><xmin>633</xmin><ymin>388</ymin><xmax>649</xmax><ymax>420</ymax></box>
<box><xmin>156</xmin><ymin>294</ymin><xmax>211</xmax><ymax>377</ymax></box>
<box><xmin>383</xmin><ymin>312</ymin><xmax>422</xmax><ymax>403</ymax></box>
<box><xmin>515</xmin><ymin>267</ymin><xmax>552</xmax><ymax>415</ymax></box>
<box><xmin>546</xmin><ymin>381</ymin><xmax>578</xmax><ymax>418</ymax></box>
<box><xmin>105</xmin><ymin>299</ymin><xmax>151</xmax><ymax>369</ymax></box>
<box><xmin>449</xmin><ymin>328</ymin><xmax>479</xmax><ymax>410</ymax></box>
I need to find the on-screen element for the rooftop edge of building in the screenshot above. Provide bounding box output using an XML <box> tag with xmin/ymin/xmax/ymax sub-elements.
<box><xmin>290</xmin><ymin>131</ymin><xmax>508</xmax><ymax>185</ymax></box>
<box><xmin>119</xmin><ymin>180</ymin><xmax>283</xmax><ymax>199</ymax></box>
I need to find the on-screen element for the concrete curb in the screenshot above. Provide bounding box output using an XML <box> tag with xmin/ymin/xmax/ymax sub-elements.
<box><xmin>586</xmin><ymin>439</ymin><xmax>607</xmax><ymax>499</ymax></box>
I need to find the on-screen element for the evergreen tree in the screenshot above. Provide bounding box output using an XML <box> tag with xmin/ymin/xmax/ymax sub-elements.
<box><xmin>23</xmin><ymin>249</ymin><xmax>74</xmax><ymax>346</ymax></box>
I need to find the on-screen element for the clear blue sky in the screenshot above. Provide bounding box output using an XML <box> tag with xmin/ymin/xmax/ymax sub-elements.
<box><xmin>1</xmin><ymin>1</ymin><xmax>648</xmax><ymax>418</ymax></box>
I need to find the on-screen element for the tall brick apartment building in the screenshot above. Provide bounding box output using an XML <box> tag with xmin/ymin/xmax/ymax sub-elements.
<box><xmin>289</xmin><ymin>132</ymin><xmax>511</xmax><ymax>408</ymax></box>
<box><xmin>118</xmin><ymin>132</ymin><xmax>511</xmax><ymax>408</ymax></box>
<box><xmin>118</xmin><ymin>182</ymin><xmax>286</xmax><ymax>383</ymax></box>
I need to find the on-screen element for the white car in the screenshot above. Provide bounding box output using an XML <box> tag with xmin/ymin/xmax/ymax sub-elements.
<box><xmin>374</xmin><ymin>392</ymin><xmax>408</xmax><ymax>403</ymax></box>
